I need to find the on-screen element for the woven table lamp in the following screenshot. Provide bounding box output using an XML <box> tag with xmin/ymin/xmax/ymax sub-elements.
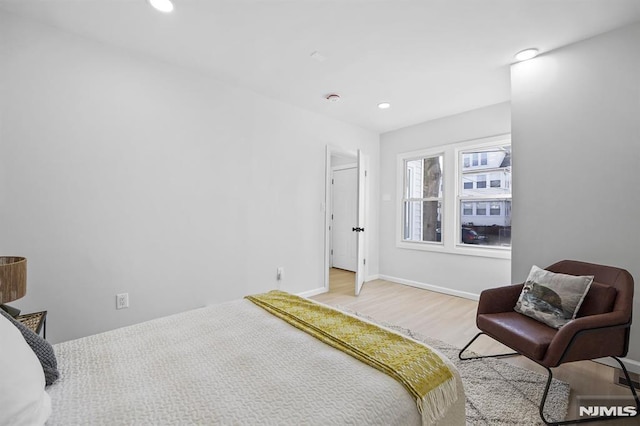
<box><xmin>0</xmin><ymin>256</ymin><xmax>27</xmax><ymax>317</ymax></box>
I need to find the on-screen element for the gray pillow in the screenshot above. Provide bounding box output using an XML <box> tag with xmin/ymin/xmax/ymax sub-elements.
<box><xmin>514</xmin><ymin>265</ymin><xmax>594</xmax><ymax>329</ymax></box>
<box><xmin>0</xmin><ymin>309</ymin><xmax>59</xmax><ymax>386</ymax></box>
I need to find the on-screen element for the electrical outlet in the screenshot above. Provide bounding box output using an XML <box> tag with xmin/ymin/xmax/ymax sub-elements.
<box><xmin>116</xmin><ymin>293</ymin><xmax>129</xmax><ymax>310</ymax></box>
<box><xmin>276</xmin><ymin>267</ymin><xmax>284</xmax><ymax>281</ymax></box>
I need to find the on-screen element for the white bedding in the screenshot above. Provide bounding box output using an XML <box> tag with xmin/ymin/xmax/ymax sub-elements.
<box><xmin>47</xmin><ymin>298</ymin><xmax>465</xmax><ymax>425</ymax></box>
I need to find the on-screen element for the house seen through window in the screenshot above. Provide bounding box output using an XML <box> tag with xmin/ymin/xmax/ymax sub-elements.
<box><xmin>459</xmin><ymin>145</ymin><xmax>511</xmax><ymax>246</ymax></box>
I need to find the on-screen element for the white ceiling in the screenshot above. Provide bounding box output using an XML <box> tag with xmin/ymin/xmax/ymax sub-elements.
<box><xmin>2</xmin><ymin>0</ymin><xmax>640</xmax><ymax>133</ymax></box>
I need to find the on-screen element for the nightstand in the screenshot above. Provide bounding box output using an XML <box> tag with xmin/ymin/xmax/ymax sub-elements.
<box><xmin>16</xmin><ymin>310</ymin><xmax>47</xmax><ymax>339</ymax></box>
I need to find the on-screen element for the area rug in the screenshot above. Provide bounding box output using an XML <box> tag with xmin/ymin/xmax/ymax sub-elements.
<box><xmin>338</xmin><ymin>307</ymin><xmax>570</xmax><ymax>425</ymax></box>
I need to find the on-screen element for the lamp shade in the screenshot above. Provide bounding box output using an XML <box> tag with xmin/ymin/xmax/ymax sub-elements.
<box><xmin>0</xmin><ymin>256</ymin><xmax>27</xmax><ymax>304</ymax></box>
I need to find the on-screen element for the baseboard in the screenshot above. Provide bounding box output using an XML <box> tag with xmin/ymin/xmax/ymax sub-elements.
<box><xmin>596</xmin><ymin>356</ymin><xmax>640</xmax><ymax>375</ymax></box>
<box><xmin>378</xmin><ymin>274</ymin><xmax>480</xmax><ymax>301</ymax></box>
<box><xmin>297</xmin><ymin>287</ymin><xmax>328</xmax><ymax>298</ymax></box>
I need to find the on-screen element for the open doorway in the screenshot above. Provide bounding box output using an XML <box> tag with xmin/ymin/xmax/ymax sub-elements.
<box><xmin>324</xmin><ymin>146</ymin><xmax>366</xmax><ymax>296</ymax></box>
<box><xmin>330</xmin><ymin>161</ymin><xmax>357</xmax><ymax>292</ymax></box>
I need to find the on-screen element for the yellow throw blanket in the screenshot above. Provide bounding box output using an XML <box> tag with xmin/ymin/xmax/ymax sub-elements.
<box><xmin>245</xmin><ymin>290</ymin><xmax>458</xmax><ymax>425</ymax></box>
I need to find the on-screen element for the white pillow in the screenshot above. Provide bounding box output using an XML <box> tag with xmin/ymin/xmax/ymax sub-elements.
<box><xmin>0</xmin><ymin>312</ymin><xmax>52</xmax><ymax>426</ymax></box>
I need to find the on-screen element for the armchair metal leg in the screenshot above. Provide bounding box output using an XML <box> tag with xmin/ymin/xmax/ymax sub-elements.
<box><xmin>458</xmin><ymin>332</ymin><xmax>520</xmax><ymax>361</ymax></box>
<box><xmin>539</xmin><ymin>357</ymin><xmax>640</xmax><ymax>425</ymax></box>
<box><xmin>614</xmin><ymin>355</ymin><xmax>640</xmax><ymax>411</ymax></box>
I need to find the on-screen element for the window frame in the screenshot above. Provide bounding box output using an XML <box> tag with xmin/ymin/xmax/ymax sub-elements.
<box><xmin>400</xmin><ymin>152</ymin><xmax>444</xmax><ymax>245</ymax></box>
<box><xmin>456</xmin><ymin>139</ymin><xmax>512</xmax><ymax>251</ymax></box>
<box><xmin>396</xmin><ymin>134</ymin><xmax>511</xmax><ymax>260</ymax></box>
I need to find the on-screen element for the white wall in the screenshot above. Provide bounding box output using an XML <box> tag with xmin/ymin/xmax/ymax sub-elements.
<box><xmin>511</xmin><ymin>23</ymin><xmax>640</xmax><ymax>368</ymax></box>
<box><xmin>379</xmin><ymin>103</ymin><xmax>511</xmax><ymax>297</ymax></box>
<box><xmin>0</xmin><ymin>12</ymin><xmax>379</xmax><ymax>343</ymax></box>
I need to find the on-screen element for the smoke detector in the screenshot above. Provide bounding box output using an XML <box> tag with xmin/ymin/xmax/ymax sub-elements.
<box><xmin>310</xmin><ymin>51</ymin><xmax>327</xmax><ymax>62</ymax></box>
<box><xmin>325</xmin><ymin>94</ymin><xmax>341</xmax><ymax>102</ymax></box>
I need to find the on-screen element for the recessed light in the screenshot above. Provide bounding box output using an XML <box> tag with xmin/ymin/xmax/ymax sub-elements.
<box><xmin>514</xmin><ymin>48</ymin><xmax>539</xmax><ymax>62</ymax></box>
<box><xmin>148</xmin><ymin>0</ymin><xmax>174</xmax><ymax>13</ymax></box>
<box><xmin>378</xmin><ymin>102</ymin><xmax>391</xmax><ymax>109</ymax></box>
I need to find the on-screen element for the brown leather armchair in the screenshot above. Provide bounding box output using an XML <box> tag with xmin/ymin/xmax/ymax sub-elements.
<box><xmin>459</xmin><ymin>260</ymin><xmax>639</xmax><ymax>424</ymax></box>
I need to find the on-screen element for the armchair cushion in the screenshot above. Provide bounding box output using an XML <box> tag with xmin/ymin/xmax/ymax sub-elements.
<box><xmin>477</xmin><ymin>312</ymin><xmax>557</xmax><ymax>361</ymax></box>
<box><xmin>514</xmin><ymin>265</ymin><xmax>594</xmax><ymax>329</ymax></box>
<box><xmin>576</xmin><ymin>282</ymin><xmax>617</xmax><ymax>317</ymax></box>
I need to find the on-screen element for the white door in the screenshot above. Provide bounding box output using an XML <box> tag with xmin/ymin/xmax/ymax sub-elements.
<box><xmin>331</xmin><ymin>167</ymin><xmax>358</xmax><ymax>272</ymax></box>
<box><xmin>355</xmin><ymin>149</ymin><xmax>366</xmax><ymax>296</ymax></box>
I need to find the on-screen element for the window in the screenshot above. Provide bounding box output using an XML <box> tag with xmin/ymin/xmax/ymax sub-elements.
<box><xmin>465</xmin><ymin>152</ymin><xmax>488</xmax><ymax>168</ymax></box>
<box><xmin>401</xmin><ymin>155</ymin><xmax>443</xmax><ymax>243</ymax></box>
<box><xmin>397</xmin><ymin>134</ymin><xmax>511</xmax><ymax>258</ymax></box>
<box><xmin>490</xmin><ymin>172</ymin><xmax>502</xmax><ymax>188</ymax></box>
<box><xmin>459</xmin><ymin>144</ymin><xmax>512</xmax><ymax>247</ymax></box>
<box><xmin>480</xmin><ymin>152</ymin><xmax>488</xmax><ymax>165</ymax></box>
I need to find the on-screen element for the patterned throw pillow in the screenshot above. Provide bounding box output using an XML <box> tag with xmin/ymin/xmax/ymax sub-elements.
<box><xmin>0</xmin><ymin>309</ymin><xmax>59</xmax><ymax>386</ymax></box>
<box><xmin>514</xmin><ymin>265</ymin><xmax>594</xmax><ymax>329</ymax></box>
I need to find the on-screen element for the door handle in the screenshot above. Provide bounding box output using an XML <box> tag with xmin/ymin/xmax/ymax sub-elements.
<box><xmin>352</xmin><ymin>227</ymin><xmax>365</xmax><ymax>232</ymax></box>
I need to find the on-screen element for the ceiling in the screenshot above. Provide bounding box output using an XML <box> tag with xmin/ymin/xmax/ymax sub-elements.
<box><xmin>2</xmin><ymin>0</ymin><xmax>640</xmax><ymax>133</ymax></box>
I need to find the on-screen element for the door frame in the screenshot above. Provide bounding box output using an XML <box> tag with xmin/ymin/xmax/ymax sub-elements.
<box><xmin>324</xmin><ymin>145</ymin><xmax>368</xmax><ymax>293</ymax></box>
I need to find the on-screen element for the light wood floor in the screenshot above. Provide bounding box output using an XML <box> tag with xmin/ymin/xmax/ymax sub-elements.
<box><xmin>314</xmin><ymin>268</ymin><xmax>638</xmax><ymax>425</ymax></box>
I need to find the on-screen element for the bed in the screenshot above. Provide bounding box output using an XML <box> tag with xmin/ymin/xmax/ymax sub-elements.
<box><xmin>7</xmin><ymin>292</ymin><xmax>466</xmax><ymax>425</ymax></box>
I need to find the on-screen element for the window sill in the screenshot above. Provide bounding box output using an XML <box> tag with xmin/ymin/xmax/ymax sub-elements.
<box><xmin>396</xmin><ymin>240</ymin><xmax>511</xmax><ymax>260</ymax></box>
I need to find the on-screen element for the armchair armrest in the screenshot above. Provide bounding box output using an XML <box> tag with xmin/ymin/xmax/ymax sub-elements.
<box><xmin>544</xmin><ymin>311</ymin><xmax>631</xmax><ymax>366</ymax></box>
<box><xmin>477</xmin><ymin>284</ymin><xmax>524</xmax><ymax>315</ymax></box>
<box><xmin>552</xmin><ymin>311</ymin><xmax>629</xmax><ymax>345</ymax></box>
